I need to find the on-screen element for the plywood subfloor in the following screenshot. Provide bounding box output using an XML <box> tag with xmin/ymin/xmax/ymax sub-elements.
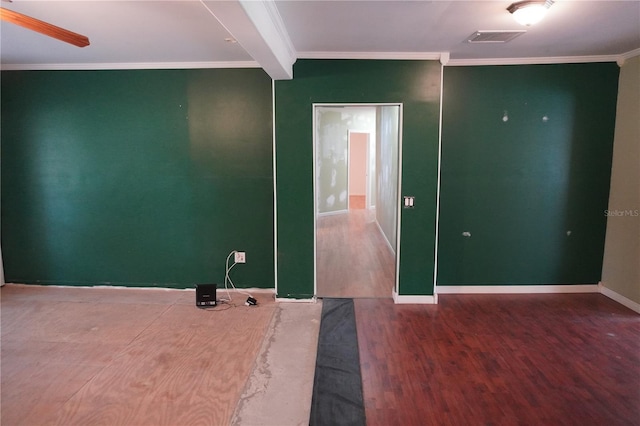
<box><xmin>1</xmin><ymin>284</ymin><xmax>276</xmax><ymax>426</ymax></box>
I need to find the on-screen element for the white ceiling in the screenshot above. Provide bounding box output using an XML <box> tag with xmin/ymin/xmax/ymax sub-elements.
<box><xmin>1</xmin><ymin>0</ymin><xmax>639</xmax><ymax>78</ymax></box>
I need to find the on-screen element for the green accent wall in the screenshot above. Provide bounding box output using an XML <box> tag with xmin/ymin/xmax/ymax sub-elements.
<box><xmin>438</xmin><ymin>63</ymin><xmax>619</xmax><ymax>285</ymax></box>
<box><xmin>275</xmin><ymin>59</ymin><xmax>442</xmax><ymax>298</ymax></box>
<box><xmin>1</xmin><ymin>68</ymin><xmax>274</xmax><ymax>288</ymax></box>
<box><xmin>3</xmin><ymin>61</ymin><xmax>616</xmax><ymax>294</ymax></box>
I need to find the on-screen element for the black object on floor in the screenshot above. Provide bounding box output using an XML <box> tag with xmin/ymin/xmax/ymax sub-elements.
<box><xmin>310</xmin><ymin>298</ymin><xmax>366</xmax><ymax>426</ymax></box>
<box><xmin>195</xmin><ymin>283</ymin><xmax>217</xmax><ymax>307</ymax></box>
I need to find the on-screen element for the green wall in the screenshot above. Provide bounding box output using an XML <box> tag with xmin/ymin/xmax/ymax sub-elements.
<box><xmin>275</xmin><ymin>59</ymin><xmax>442</xmax><ymax>298</ymax></box>
<box><xmin>1</xmin><ymin>68</ymin><xmax>274</xmax><ymax>288</ymax></box>
<box><xmin>2</xmin><ymin>61</ymin><xmax>620</xmax><ymax>294</ymax></box>
<box><xmin>438</xmin><ymin>63</ymin><xmax>619</xmax><ymax>285</ymax></box>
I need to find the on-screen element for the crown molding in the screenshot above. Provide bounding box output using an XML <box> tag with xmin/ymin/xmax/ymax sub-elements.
<box><xmin>0</xmin><ymin>61</ymin><xmax>261</xmax><ymax>71</ymax></box>
<box><xmin>447</xmin><ymin>55</ymin><xmax>621</xmax><ymax>66</ymax></box>
<box><xmin>297</xmin><ymin>51</ymin><xmax>441</xmax><ymax>60</ymax></box>
<box><xmin>620</xmin><ymin>48</ymin><xmax>640</xmax><ymax>60</ymax></box>
<box><xmin>3</xmin><ymin>50</ymin><xmax>635</xmax><ymax>72</ymax></box>
<box><xmin>617</xmin><ymin>48</ymin><xmax>640</xmax><ymax>66</ymax></box>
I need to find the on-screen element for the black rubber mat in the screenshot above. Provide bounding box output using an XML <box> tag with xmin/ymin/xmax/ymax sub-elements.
<box><xmin>309</xmin><ymin>298</ymin><xmax>366</xmax><ymax>426</ymax></box>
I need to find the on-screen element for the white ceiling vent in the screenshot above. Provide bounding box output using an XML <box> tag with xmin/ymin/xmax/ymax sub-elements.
<box><xmin>467</xmin><ymin>30</ymin><xmax>526</xmax><ymax>43</ymax></box>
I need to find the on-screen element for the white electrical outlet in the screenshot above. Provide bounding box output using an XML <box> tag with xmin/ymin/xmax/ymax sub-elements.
<box><xmin>234</xmin><ymin>251</ymin><xmax>246</xmax><ymax>263</ymax></box>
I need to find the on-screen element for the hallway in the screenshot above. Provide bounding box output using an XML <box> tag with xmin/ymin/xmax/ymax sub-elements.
<box><xmin>316</xmin><ymin>208</ymin><xmax>395</xmax><ymax>298</ymax></box>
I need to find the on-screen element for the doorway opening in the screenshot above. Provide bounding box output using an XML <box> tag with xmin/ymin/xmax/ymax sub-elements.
<box><xmin>314</xmin><ymin>104</ymin><xmax>402</xmax><ymax>298</ymax></box>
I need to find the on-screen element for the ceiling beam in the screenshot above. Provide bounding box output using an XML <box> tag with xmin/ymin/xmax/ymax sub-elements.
<box><xmin>201</xmin><ymin>0</ymin><xmax>296</xmax><ymax>80</ymax></box>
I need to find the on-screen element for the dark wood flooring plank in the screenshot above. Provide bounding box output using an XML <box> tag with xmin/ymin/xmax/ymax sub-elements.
<box><xmin>355</xmin><ymin>294</ymin><xmax>640</xmax><ymax>426</ymax></box>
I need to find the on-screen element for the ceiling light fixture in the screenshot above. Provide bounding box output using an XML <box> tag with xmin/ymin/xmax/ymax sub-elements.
<box><xmin>507</xmin><ymin>0</ymin><xmax>554</xmax><ymax>26</ymax></box>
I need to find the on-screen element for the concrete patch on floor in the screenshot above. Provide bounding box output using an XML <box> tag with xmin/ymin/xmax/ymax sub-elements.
<box><xmin>232</xmin><ymin>301</ymin><xmax>322</xmax><ymax>426</ymax></box>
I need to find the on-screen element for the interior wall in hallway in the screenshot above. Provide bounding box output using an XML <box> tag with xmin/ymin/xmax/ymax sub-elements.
<box><xmin>316</xmin><ymin>109</ymin><xmax>349</xmax><ymax>214</ymax></box>
<box><xmin>348</xmin><ymin>132</ymin><xmax>368</xmax><ymax>198</ymax></box>
<box><xmin>376</xmin><ymin>105</ymin><xmax>400</xmax><ymax>251</ymax></box>
<box><xmin>315</xmin><ymin>107</ymin><xmax>375</xmax><ymax>215</ymax></box>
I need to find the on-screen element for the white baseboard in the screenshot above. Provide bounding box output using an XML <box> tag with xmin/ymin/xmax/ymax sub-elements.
<box><xmin>232</xmin><ymin>288</ymin><xmax>275</xmax><ymax>294</ymax></box>
<box><xmin>436</xmin><ymin>285</ymin><xmax>600</xmax><ymax>294</ymax></box>
<box><xmin>599</xmin><ymin>283</ymin><xmax>640</xmax><ymax>314</ymax></box>
<box><xmin>4</xmin><ymin>283</ymin><xmax>277</xmax><ymax>295</ymax></box>
<box><xmin>275</xmin><ymin>297</ymin><xmax>317</xmax><ymax>303</ymax></box>
<box><xmin>5</xmin><ymin>282</ymin><xmax>195</xmax><ymax>292</ymax></box>
<box><xmin>392</xmin><ymin>289</ymin><xmax>438</xmax><ymax>304</ymax></box>
<box><xmin>375</xmin><ymin>220</ymin><xmax>396</xmax><ymax>255</ymax></box>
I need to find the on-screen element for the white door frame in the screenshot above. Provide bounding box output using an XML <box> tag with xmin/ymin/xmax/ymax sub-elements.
<box><xmin>313</xmin><ymin>103</ymin><xmax>404</xmax><ymax>298</ymax></box>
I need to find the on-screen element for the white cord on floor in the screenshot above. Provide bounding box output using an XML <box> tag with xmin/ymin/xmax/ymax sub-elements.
<box><xmin>224</xmin><ymin>250</ymin><xmax>253</xmax><ymax>302</ymax></box>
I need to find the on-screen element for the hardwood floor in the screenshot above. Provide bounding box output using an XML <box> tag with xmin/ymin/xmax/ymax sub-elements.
<box><xmin>316</xmin><ymin>209</ymin><xmax>395</xmax><ymax>298</ymax></box>
<box><xmin>355</xmin><ymin>294</ymin><xmax>640</xmax><ymax>426</ymax></box>
<box><xmin>1</xmin><ymin>284</ymin><xmax>277</xmax><ymax>426</ymax></box>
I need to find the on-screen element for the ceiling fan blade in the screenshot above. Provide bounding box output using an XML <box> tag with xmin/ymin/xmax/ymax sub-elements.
<box><xmin>0</xmin><ymin>7</ymin><xmax>90</xmax><ymax>48</ymax></box>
